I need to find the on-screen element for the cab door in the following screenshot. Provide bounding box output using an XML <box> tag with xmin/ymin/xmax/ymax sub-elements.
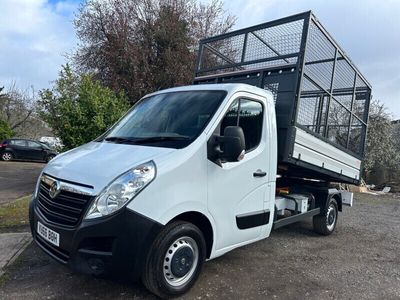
<box><xmin>207</xmin><ymin>94</ymin><xmax>271</xmax><ymax>252</ymax></box>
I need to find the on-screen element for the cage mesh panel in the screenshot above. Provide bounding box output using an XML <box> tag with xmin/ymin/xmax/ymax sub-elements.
<box><xmin>207</xmin><ymin>34</ymin><xmax>245</xmax><ymax>64</ymax></box>
<box><xmin>303</xmin><ymin>21</ymin><xmax>335</xmax><ymax>92</ymax></box>
<box><xmin>355</xmin><ymin>74</ymin><xmax>368</xmax><ymax>88</ymax></box>
<box><xmin>251</xmin><ymin>19</ymin><xmax>303</xmax><ymax>56</ymax></box>
<box><xmin>333</xmin><ymin>94</ymin><xmax>353</xmax><ymax>110</ymax></box>
<box><xmin>297</xmin><ymin>95</ymin><xmax>328</xmax><ymax>136</ymax></box>
<box><xmin>264</xmin><ymin>82</ymin><xmax>279</xmax><ymax>104</ymax></box>
<box><xmin>354</xmin><ymin>75</ymin><xmax>368</xmax><ymax>122</ymax></box>
<box><xmin>305</xmin><ymin>21</ymin><xmax>336</xmax><ymax>62</ymax></box>
<box><xmin>304</xmin><ymin>61</ymin><xmax>333</xmax><ymax>90</ymax></box>
<box><xmin>333</xmin><ymin>55</ymin><xmax>356</xmax><ymax>90</ymax></box>
<box><xmin>348</xmin><ymin>117</ymin><xmax>364</xmax><ymax>155</ymax></box>
<box><xmin>301</xmin><ymin>76</ymin><xmax>321</xmax><ymax>92</ymax></box>
<box><xmin>297</xmin><ymin>96</ymin><xmax>319</xmax><ymax>130</ymax></box>
<box><xmin>198</xmin><ymin>19</ymin><xmax>303</xmax><ymax>74</ymax></box>
<box><xmin>354</xmin><ymin>92</ymin><xmax>367</xmax><ymax>122</ymax></box>
<box><xmin>244</xmin><ymin>32</ymin><xmax>278</xmax><ymax>62</ymax></box>
<box><xmin>327</xmin><ymin>99</ymin><xmax>350</xmax><ymax>148</ymax></box>
<box><xmin>200</xmin><ymin>47</ymin><xmax>232</xmax><ymax>70</ymax></box>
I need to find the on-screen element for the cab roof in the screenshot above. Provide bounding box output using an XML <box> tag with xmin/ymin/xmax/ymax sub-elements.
<box><xmin>144</xmin><ymin>83</ymin><xmax>274</xmax><ymax>102</ymax></box>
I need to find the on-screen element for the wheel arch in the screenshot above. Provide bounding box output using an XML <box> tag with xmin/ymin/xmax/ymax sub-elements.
<box><xmin>330</xmin><ymin>193</ymin><xmax>342</xmax><ymax>212</ymax></box>
<box><xmin>168</xmin><ymin>211</ymin><xmax>214</xmax><ymax>259</ymax></box>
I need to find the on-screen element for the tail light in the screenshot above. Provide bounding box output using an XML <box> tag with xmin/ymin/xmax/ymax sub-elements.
<box><xmin>0</xmin><ymin>143</ymin><xmax>7</xmax><ymax>148</ymax></box>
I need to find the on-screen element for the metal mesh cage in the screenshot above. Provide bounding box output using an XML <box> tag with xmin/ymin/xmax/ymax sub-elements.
<box><xmin>299</xmin><ymin>18</ymin><xmax>370</xmax><ymax>156</ymax></box>
<box><xmin>194</xmin><ymin>11</ymin><xmax>371</xmax><ymax>159</ymax></box>
<box><xmin>196</xmin><ymin>15</ymin><xmax>304</xmax><ymax>76</ymax></box>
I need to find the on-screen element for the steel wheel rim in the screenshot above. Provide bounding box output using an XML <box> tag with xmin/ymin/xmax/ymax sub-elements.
<box><xmin>163</xmin><ymin>236</ymin><xmax>199</xmax><ymax>287</ymax></box>
<box><xmin>326</xmin><ymin>204</ymin><xmax>337</xmax><ymax>231</ymax></box>
<box><xmin>2</xmin><ymin>153</ymin><xmax>11</xmax><ymax>161</ymax></box>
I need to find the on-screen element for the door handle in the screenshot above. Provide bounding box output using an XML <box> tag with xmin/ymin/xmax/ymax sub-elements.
<box><xmin>253</xmin><ymin>170</ymin><xmax>267</xmax><ymax>177</ymax></box>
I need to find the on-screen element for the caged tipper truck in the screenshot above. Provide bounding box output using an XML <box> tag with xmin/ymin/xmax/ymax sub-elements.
<box><xmin>29</xmin><ymin>11</ymin><xmax>371</xmax><ymax>298</ymax></box>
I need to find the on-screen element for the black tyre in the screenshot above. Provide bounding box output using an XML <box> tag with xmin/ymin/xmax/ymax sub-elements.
<box><xmin>313</xmin><ymin>198</ymin><xmax>338</xmax><ymax>235</ymax></box>
<box><xmin>142</xmin><ymin>221</ymin><xmax>206</xmax><ymax>299</ymax></box>
<box><xmin>1</xmin><ymin>151</ymin><xmax>13</xmax><ymax>161</ymax></box>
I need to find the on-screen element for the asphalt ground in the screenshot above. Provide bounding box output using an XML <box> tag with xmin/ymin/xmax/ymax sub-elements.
<box><xmin>1</xmin><ymin>193</ymin><xmax>399</xmax><ymax>299</ymax></box>
<box><xmin>0</xmin><ymin>161</ymin><xmax>44</xmax><ymax>205</ymax></box>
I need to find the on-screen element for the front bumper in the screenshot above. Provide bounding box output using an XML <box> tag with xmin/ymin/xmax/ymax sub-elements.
<box><xmin>29</xmin><ymin>198</ymin><xmax>163</xmax><ymax>280</ymax></box>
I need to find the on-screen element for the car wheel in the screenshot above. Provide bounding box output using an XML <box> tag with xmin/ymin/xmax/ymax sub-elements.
<box><xmin>142</xmin><ymin>221</ymin><xmax>206</xmax><ymax>299</ymax></box>
<box><xmin>313</xmin><ymin>198</ymin><xmax>338</xmax><ymax>235</ymax></box>
<box><xmin>46</xmin><ymin>155</ymin><xmax>55</xmax><ymax>162</ymax></box>
<box><xmin>1</xmin><ymin>152</ymin><xmax>13</xmax><ymax>161</ymax></box>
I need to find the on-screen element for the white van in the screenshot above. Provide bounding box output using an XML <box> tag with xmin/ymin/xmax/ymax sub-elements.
<box><xmin>30</xmin><ymin>84</ymin><xmax>352</xmax><ymax>298</ymax></box>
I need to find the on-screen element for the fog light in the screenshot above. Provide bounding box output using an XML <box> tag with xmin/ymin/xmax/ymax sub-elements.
<box><xmin>87</xmin><ymin>258</ymin><xmax>105</xmax><ymax>273</ymax></box>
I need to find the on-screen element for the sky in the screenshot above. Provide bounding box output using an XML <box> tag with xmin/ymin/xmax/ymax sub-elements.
<box><xmin>1</xmin><ymin>0</ymin><xmax>399</xmax><ymax>117</ymax></box>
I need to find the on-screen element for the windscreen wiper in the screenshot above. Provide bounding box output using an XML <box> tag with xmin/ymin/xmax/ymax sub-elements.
<box><xmin>132</xmin><ymin>136</ymin><xmax>190</xmax><ymax>144</ymax></box>
<box><xmin>104</xmin><ymin>136</ymin><xmax>136</xmax><ymax>144</ymax></box>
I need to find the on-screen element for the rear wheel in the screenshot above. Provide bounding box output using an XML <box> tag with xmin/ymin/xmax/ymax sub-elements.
<box><xmin>313</xmin><ymin>198</ymin><xmax>338</xmax><ymax>235</ymax></box>
<box><xmin>1</xmin><ymin>152</ymin><xmax>13</xmax><ymax>161</ymax></box>
<box><xmin>142</xmin><ymin>221</ymin><xmax>206</xmax><ymax>299</ymax></box>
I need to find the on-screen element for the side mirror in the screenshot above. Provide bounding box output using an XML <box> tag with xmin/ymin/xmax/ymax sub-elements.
<box><xmin>220</xmin><ymin>126</ymin><xmax>246</xmax><ymax>162</ymax></box>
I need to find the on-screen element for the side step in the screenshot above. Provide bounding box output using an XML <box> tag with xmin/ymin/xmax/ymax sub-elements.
<box><xmin>273</xmin><ymin>208</ymin><xmax>320</xmax><ymax>230</ymax></box>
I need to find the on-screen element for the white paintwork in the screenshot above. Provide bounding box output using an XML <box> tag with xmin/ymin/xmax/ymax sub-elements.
<box><xmin>127</xmin><ymin>85</ymin><xmax>277</xmax><ymax>258</ymax></box>
<box><xmin>293</xmin><ymin>128</ymin><xmax>361</xmax><ymax>180</ymax></box>
<box><xmin>45</xmin><ymin>142</ymin><xmax>175</xmax><ymax>194</ymax></box>
<box><xmin>205</xmin><ymin>91</ymin><xmax>276</xmax><ymax>256</ymax></box>
<box><xmin>275</xmin><ymin>194</ymin><xmax>309</xmax><ymax>214</ymax></box>
<box><xmin>39</xmin><ymin>83</ymin><xmax>352</xmax><ymax>262</ymax></box>
<box><xmin>340</xmin><ymin>191</ymin><xmax>354</xmax><ymax>207</ymax></box>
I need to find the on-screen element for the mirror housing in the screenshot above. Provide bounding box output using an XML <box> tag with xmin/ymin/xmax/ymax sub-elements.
<box><xmin>219</xmin><ymin>126</ymin><xmax>246</xmax><ymax>162</ymax></box>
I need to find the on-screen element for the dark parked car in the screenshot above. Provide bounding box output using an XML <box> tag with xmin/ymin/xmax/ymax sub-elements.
<box><xmin>0</xmin><ymin>138</ymin><xmax>58</xmax><ymax>162</ymax></box>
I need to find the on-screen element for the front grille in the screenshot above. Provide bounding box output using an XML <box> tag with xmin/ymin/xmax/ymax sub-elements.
<box><xmin>37</xmin><ymin>181</ymin><xmax>93</xmax><ymax>227</ymax></box>
<box><xmin>36</xmin><ymin>234</ymin><xmax>70</xmax><ymax>264</ymax></box>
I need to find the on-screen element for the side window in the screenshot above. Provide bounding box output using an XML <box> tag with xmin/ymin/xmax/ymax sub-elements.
<box><xmin>27</xmin><ymin>141</ymin><xmax>42</xmax><ymax>148</ymax></box>
<box><xmin>220</xmin><ymin>100</ymin><xmax>239</xmax><ymax>135</ymax></box>
<box><xmin>239</xmin><ymin>99</ymin><xmax>263</xmax><ymax>151</ymax></box>
<box><xmin>219</xmin><ymin>98</ymin><xmax>263</xmax><ymax>152</ymax></box>
<box><xmin>12</xmin><ymin>140</ymin><xmax>27</xmax><ymax>147</ymax></box>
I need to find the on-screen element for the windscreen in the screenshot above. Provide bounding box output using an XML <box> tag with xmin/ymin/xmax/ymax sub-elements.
<box><xmin>102</xmin><ymin>90</ymin><xmax>226</xmax><ymax>149</ymax></box>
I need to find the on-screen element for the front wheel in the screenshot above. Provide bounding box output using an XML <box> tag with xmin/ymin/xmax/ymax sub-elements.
<box><xmin>142</xmin><ymin>221</ymin><xmax>206</xmax><ymax>299</ymax></box>
<box><xmin>313</xmin><ymin>198</ymin><xmax>338</xmax><ymax>235</ymax></box>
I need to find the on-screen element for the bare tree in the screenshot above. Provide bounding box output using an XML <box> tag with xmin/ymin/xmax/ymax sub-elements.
<box><xmin>0</xmin><ymin>83</ymin><xmax>35</xmax><ymax>131</ymax></box>
<box><xmin>363</xmin><ymin>99</ymin><xmax>400</xmax><ymax>183</ymax></box>
<box><xmin>0</xmin><ymin>83</ymin><xmax>51</xmax><ymax>139</ymax></box>
<box><xmin>73</xmin><ymin>0</ymin><xmax>235</xmax><ymax>103</ymax></box>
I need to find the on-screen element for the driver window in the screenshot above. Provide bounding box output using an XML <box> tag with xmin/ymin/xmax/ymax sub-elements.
<box><xmin>220</xmin><ymin>98</ymin><xmax>263</xmax><ymax>152</ymax></box>
<box><xmin>220</xmin><ymin>100</ymin><xmax>239</xmax><ymax>135</ymax></box>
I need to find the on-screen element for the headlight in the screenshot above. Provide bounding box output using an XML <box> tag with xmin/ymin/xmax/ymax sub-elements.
<box><xmin>33</xmin><ymin>173</ymin><xmax>43</xmax><ymax>200</ymax></box>
<box><xmin>85</xmin><ymin>161</ymin><xmax>156</xmax><ymax>219</ymax></box>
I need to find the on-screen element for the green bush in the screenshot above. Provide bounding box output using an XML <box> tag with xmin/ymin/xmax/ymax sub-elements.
<box><xmin>0</xmin><ymin>118</ymin><xmax>13</xmax><ymax>141</ymax></box>
<box><xmin>38</xmin><ymin>65</ymin><xmax>129</xmax><ymax>150</ymax></box>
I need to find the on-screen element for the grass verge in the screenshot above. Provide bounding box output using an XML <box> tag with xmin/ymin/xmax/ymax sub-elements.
<box><xmin>0</xmin><ymin>196</ymin><xmax>30</xmax><ymax>229</ymax></box>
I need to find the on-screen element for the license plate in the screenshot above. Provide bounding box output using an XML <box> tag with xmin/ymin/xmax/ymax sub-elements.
<box><xmin>37</xmin><ymin>221</ymin><xmax>60</xmax><ymax>247</ymax></box>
